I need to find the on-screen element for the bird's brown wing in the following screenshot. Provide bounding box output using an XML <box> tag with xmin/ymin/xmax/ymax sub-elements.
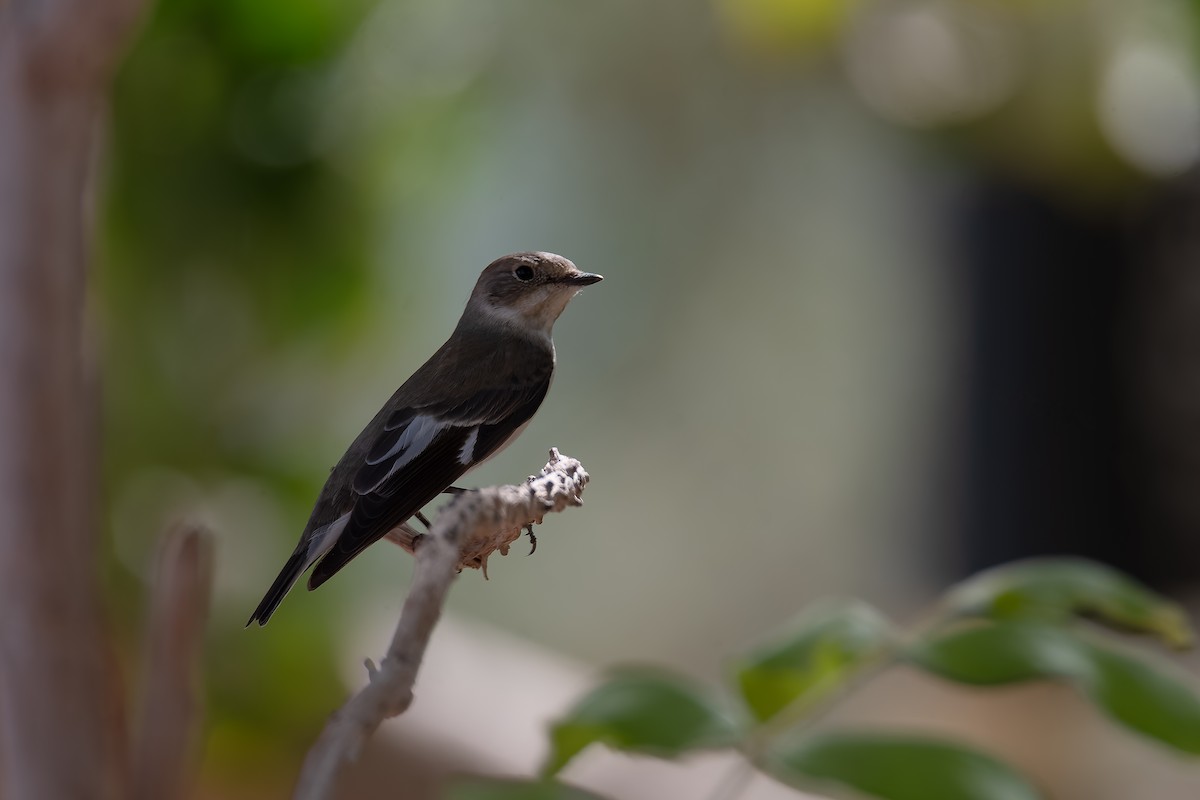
<box><xmin>306</xmin><ymin>371</ymin><xmax>551</xmax><ymax>589</ymax></box>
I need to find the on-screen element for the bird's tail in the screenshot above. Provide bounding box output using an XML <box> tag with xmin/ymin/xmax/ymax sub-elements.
<box><xmin>246</xmin><ymin>513</ymin><xmax>350</xmax><ymax>627</ymax></box>
<box><xmin>246</xmin><ymin>550</ymin><xmax>306</xmax><ymax>627</ymax></box>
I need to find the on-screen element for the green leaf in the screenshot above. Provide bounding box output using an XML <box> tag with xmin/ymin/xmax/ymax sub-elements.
<box><xmin>911</xmin><ymin>622</ymin><xmax>1200</xmax><ymax>755</ymax></box>
<box><xmin>448</xmin><ymin>778</ymin><xmax>609</xmax><ymax>800</ymax></box>
<box><xmin>542</xmin><ymin>670</ymin><xmax>739</xmax><ymax>777</ymax></box>
<box><xmin>768</xmin><ymin>732</ymin><xmax>1044</xmax><ymax>800</ymax></box>
<box><xmin>1083</xmin><ymin>644</ymin><xmax>1200</xmax><ymax>754</ymax></box>
<box><xmin>909</xmin><ymin>622</ymin><xmax>1092</xmax><ymax>685</ymax></box>
<box><xmin>947</xmin><ymin>558</ymin><xmax>1193</xmax><ymax>649</ymax></box>
<box><xmin>733</xmin><ymin>599</ymin><xmax>893</xmax><ymax>723</ymax></box>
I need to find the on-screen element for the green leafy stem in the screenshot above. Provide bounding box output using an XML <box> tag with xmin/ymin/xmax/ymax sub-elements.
<box><xmin>449</xmin><ymin>558</ymin><xmax>1200</xmax><ymax>800</ymax></box>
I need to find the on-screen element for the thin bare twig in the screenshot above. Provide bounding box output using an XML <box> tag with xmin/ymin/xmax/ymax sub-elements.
<box><xmin>294</xmin><ymin>448</ymin><xmax>591</xmax><ymax>800</ymax></box>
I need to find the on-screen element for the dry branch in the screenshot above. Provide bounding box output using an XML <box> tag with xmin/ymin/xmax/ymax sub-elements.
<box><xmin>294</xmin><ymin>448</ymin><xmax>591</xmax><ymax>800</ymax></box>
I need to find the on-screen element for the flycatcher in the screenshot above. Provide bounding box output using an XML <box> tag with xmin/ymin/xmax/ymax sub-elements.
<box><xmin>247</xmin><ymin>252</ymin><xmax>601</xmax><ymax>626</ymax></box>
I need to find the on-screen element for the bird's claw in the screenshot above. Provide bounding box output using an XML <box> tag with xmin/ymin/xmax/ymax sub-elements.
<box><xmin>525</xmin><ymin>523</ymin><xmax>537</xmax><ymax>555</ymax></box>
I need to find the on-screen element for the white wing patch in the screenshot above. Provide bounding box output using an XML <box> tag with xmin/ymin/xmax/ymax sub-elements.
<box><xmin>458</xmin><ymin>427</ymin><xmax>480</xmax><ymax>465</ymax></box>
<box><xmin>355</xmin><ymin>414</ymin><xmax>449</xmax><ymax>495</ymax></box>
<box><xmin>366</xmin><ymin>414</ymin><xmax>442</xmax><ymax>466</ymax></box>
<box><xmin>303</xmin><ymin>512</ymin><xmax>351</xmax><ymax>570</ymax></box>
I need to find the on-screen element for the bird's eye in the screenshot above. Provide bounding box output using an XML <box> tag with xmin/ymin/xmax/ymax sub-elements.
<box><xmin>514</xmin><ymin>265</ymin><xmax>535</xmax><ymax>282</ymax></box>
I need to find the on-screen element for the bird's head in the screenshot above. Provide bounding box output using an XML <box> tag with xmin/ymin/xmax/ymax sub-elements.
<box><xmin>467</xmin><ymin>252</ymin><xmax>602</xmax><ymax>337</ymax></box>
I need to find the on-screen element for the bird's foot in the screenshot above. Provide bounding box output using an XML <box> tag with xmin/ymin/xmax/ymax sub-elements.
<box><xmin>525</xmin><ymin>523</ymin><xmax>537</xmax><ymax>556</ymax></box>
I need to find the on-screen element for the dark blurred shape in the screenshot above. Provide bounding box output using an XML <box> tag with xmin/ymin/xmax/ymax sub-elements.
<box><xmin>1128</xmin><ymin>170</ymin><xmax>1200</xmax><ymax>588</ymax></box>
<box><xmin>954</xmin><ymin>170</ymin><xmax>1200</xmax><ymax>591</ymax></box>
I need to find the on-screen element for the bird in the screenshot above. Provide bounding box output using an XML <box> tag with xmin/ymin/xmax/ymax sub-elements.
<box><xmin>247</xmin><ymin>252</ymin><xmax>602</xmax><ymax>626</ymax></box>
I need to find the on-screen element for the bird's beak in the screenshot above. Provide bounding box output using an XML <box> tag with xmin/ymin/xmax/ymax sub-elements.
<box><xmin>561</xmin><ymin>272</ymin><xmax>604</xmax><ymax>286</ymax></box>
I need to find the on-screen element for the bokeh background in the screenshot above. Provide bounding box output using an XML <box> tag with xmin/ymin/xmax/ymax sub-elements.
<box><xmin>97</xmin><ymin>0</ymin><xmax>1200</xmax><ymax>797</ymax></box>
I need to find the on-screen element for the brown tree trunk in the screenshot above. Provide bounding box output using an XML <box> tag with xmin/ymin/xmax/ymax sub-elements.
<box><xmin>0</xmin><ymin>1</ymin><xmax>144</xmax><ymax>796</ymax></box>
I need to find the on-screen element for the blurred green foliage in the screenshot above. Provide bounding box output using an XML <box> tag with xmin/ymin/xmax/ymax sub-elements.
<box><xmin>948</xmin><ymin>559</ymin><xmax>1195</xmax><ymax>649</ymax></box>
<box><xmin>99</xmin><ymin>0</ymin><xmax>378</xmax><ymax>777</ymax></box>
<box><xmin>543</xmin><ymin>671</ymin><xmax>741</xmax><ymax>776</ymax></box>
<box><xmin>101</xmin><ymin>0</ymin><xmax>370</xmax><ymax>501</ymax></box>
<box><xmin>771</xmin><ymin>733</ymin><xmax>1043</xmax><ymax>800</ymax></box>
<box><xmin>734</xmin><ymin>599</ymin><xmax>892</xmax><ymax>724</ymax></box>
<box><xmin>476</xmin><ymin>558</ymin><xmax>1200</xmax><ymax>800</ymax></box>
<box><xmin>914</xmin><ymin>622</ymin><xmax>1200</xmax><ymax>755</ymax></box>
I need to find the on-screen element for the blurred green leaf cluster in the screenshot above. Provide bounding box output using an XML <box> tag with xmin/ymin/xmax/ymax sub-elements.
<box><xmin>544</xmin><ymin>671</ymin><xmax>742</xmax><ymax>776</ymax></box>
<box><xmin>463</xmin><ymin>558</ymin><xmax>1200</xmax><ymax>800</ymax></box>
<box><xmin>97</xmin><ymin>0</ymin><xmax>382</xmax><ymax>779</ymax></box>
<box><xmin>736</xmin><ymin>599</ymin><xmax>892</xmax><ymax>723</ymax></box>
<box><xmin>101</xmin><ymin>0</ymin><xmax>374</xmax><ymax>480</ymax></box>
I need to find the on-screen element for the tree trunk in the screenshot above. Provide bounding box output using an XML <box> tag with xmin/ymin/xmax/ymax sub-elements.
<box><xmin>0</xmin><ymin>0</ymin><xmax>144</xmax><ymax>796</ymax></box>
